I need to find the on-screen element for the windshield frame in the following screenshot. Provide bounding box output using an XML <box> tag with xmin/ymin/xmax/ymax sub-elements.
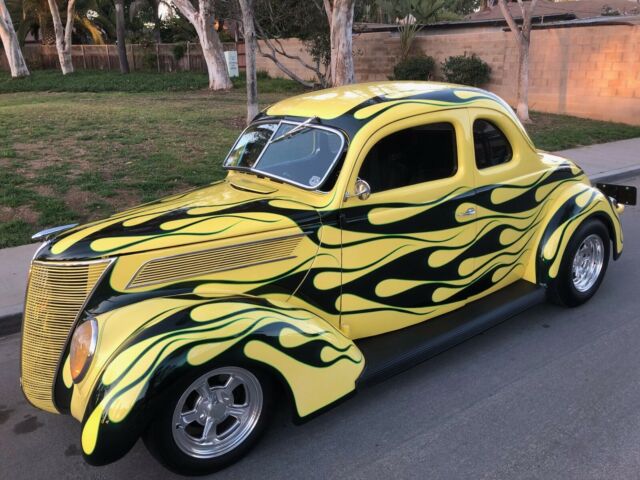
<box><xmin>223</xmin><ymin>119</ymin><xmax>347</xmax><ymax>191</ymax></box>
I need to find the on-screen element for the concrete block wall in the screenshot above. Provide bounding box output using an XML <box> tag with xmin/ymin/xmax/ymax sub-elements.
<box><xmin>256</xmin><ymin>24</ymin><xmax>640</xmax><ymax>125</ymax></box>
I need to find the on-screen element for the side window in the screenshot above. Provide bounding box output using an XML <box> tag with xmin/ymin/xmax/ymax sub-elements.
<box><xmin>473</xmin><ymin>119</ymin><xmax>513</xmax><ymax>169</ymax></box>
<box><xmin>358</xmin><ymin>122</ymin><xmax>457</xmax><ymax>194</ymax></box>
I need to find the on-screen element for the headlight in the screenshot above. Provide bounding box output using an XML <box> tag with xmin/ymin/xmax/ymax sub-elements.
<box><xmin>69</xmin><ymin>318</ymin><xmax>98</xmax><ymax>383</ymax></box>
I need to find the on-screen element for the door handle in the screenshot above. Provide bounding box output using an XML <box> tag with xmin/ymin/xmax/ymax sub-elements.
<box><xmin>457</xmin><ymin>207</ymin><xmax>476</xmax><ymax>217</ymax></box>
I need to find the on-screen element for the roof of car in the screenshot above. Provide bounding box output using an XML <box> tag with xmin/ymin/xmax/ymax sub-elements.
<box><xmin>265</xmin><ymin>81</ymin><xmax>512</xmax><ymax>121</ymax></box>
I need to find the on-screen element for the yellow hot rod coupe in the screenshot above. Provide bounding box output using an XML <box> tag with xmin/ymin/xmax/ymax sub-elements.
<box><xmin>21</xmin><ymin>82</ymin><xmax>634</xmax><ymax>475</ymax></box>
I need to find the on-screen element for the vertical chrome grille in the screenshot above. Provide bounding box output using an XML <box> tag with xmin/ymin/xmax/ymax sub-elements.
<box><xmin>21</xmin><ymin>259</ymin><xmax>111</xmax><ymax>413</ymax></box>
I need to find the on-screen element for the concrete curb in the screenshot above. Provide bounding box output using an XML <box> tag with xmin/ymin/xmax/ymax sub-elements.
<box><xmin>1</xmin><ymin>167</ymin><xmax>639</xmax><ymax>339</ymax></box>
<box><xmin>590</xmin><ymin>165</ymin><xmax>640</xmax><ymax>183</ymax></box>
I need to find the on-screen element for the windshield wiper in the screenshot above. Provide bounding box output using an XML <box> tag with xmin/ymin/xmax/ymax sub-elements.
<box><xmin>270</xmin><ymin>116</ymin><xmax>318</xmax><ymax>144</ymax></box>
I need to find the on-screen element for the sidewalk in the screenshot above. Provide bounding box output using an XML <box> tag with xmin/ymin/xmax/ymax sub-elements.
<box><xmin>555</xmin><ymin>137</ymin><xmax>640</xmax><ymax>182</ymax></box>
<box><xmin>0</xmin><ymin>242</ymin><xmax>40</xmax><ymax>335</ymax></box>
<box><xmin>1</xmin><ymin>137</ymin><xmax>639</xmax><ymax>335</ymax></box>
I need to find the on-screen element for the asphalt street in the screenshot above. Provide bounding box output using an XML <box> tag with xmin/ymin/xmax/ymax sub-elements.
<box><xmin>1</xmin><ymin>176</ymin><xmax>640</xmax><ymax>480</ymax></box>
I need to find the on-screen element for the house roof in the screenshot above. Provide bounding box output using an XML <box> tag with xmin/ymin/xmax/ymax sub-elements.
<box><xmin>354</xmin><ymin>0</ymin><xmax>640</xmax><ymax>32</ymax></box>
<box><xmin>467</xmin><ymin>0</ymin><xmax>640</xmax><ymax>22</ymax></box>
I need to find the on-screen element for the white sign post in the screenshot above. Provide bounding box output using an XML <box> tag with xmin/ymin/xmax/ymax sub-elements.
<box><xmin>224</xmin><ymin>51</ymin><xmax>239</xmax><ymax>78</ymax></box>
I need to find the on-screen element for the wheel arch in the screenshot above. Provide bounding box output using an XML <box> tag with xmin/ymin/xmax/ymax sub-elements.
<box><xmin>535</xmin><ymin>185</ymin><xmax>623</xmax><ymax>286</ymax></box>
<box><xmin>591</xmin><ymin>210</ymin><xmax>621</xmax><ymax>260</ymax></box>
<box><xmin>76</xmin><ymin>295</ymin><xmax>364</xmax><ymax>466</ymax></box>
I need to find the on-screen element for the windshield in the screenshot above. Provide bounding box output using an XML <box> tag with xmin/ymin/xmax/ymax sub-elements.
<box><xmin>223</xmin><ymin>121</ymin><xmax>345</xmax><ymax>189</ymax></box>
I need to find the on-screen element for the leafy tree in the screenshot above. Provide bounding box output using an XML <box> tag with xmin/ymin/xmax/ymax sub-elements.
<box><xmin>376</xmin><ymin>0</ymin><xmax>446</xmax><ymax>60</ymax></box>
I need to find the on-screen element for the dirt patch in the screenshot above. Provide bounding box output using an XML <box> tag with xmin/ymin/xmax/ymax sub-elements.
<box><xmin>108</xmin><ymin>189</ymin><xmax>142</xmax><ymax>212</ymax></box>
<box><xmin>13</xmin><ymin>141</ymin><xmax>93</xmax><ymax>179</ymax></box>
<box><xmin>64</xmin><ymin>187</ymin><xmax>92</xmax><ymax>211</ymax></box>
<box><xmin>33</xmin><ymin>185</ymin><xmax>54</xmax><ymax>197</ymax></box>
<box><xmin>0</xmin><ymin>205</ymin><xmax>38</xmax><ymax>224</ymax></box>
<box><xmin>226</xmin><ymin>115</ymin><xmax>247</xmax><ymax>130</ymax></box>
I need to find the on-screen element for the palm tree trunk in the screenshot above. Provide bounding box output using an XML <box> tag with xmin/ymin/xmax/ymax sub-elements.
<box><xmin>115</xmin><ymin>0</ymin><xmax>129</xmax><ymax>73</ymax></box>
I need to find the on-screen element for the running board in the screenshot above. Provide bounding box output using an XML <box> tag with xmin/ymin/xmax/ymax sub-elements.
<box><xmin>355</xmin><ymin>281</ymin><xmax>546</xmax><ymax>388</ymax></box>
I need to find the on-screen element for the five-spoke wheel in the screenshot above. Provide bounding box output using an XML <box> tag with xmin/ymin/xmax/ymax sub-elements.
<box><xmin>144</xmin><ymin>365</ymin><xmax>273</xmax><ymax>475</ymax></box>
<box><xmin>172</xmin><ymin>367</ymin><xmax>263</xmax><ymax>459</ymax></box>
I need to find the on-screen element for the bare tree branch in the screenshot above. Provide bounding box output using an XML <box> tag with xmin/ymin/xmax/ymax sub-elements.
<box><xmin>498</xmin><ymin>0</ymin><xmax>521</xmax><ymax>41</ymax></box>
<box><xmin>254</xmin><ymin>19</ymin><xmax>326</xmax><ymax>87</ymax></box>
<box><xmin>256</xmin><ymin>40</ymin><xmax>315</xmax><ymax>88</ymax></box>
<box><xmin>323</xmin><ymin>0</ymin><xmax>333</xmax><ymax>24</ymax></box>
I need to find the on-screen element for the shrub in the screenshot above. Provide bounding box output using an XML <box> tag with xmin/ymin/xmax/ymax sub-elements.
<box><xmin>172</xmin><ymin>43</ymin><xmax>186</xmax><ymax>61</ymax></box>
<box><xmin>441</xmin><ymin>53</ymin><xmax>491</xmax><ymax>87</ymax></box>
<box><xmin>256</xmin><ymin>70</ymin><xmax>271</xmax><ymax>80</ymax></box>
<box><xmin>392</xmin><ymin>55</ymin><xmax>436</xmax><ymax>81</ymax></box>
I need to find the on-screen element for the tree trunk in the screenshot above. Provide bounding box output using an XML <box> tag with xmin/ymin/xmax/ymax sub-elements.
<box><xmin>328</xmin><ymin>0</ymin><xmax>355</xmax><ymax>86</ymax></box>
<box><xmin>172</xmin><ymin>0</ymin><xmax>232</xmax><ymax>90</ymax></box>
<box><xmin>498</xmin><ymin>0</ymin><xmax>537</xmax><ymax>123</ymax></box>
<box><xmin>239</xmin><ymin>0</ymin><xmax>258</xmax><ymax>124</ymax></box>
<box><xmin>47</xmin><ymin>0</ymin><xmax>76</xmax><ymax>74</ymax></box>
<box><xmin>516</xmin><ymin>40</ymin><xmax>530</xmax><ymax>122</ymax></box>
<box><xmin>115</xmin><ymin>0</ymin><xmax>129</xmax><ymax>73</ymax></box>
<box><xmin>0</xmin><ymin>0</ymin><xmax>29</xmax><ymax>77</ymax></box>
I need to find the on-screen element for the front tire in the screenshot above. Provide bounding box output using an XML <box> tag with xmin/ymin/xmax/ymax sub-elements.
<box><xmin>144</xmin><ymin>365</ymin><xmax>274</xmax><ymax>475</ymax></box>
<box><xmin>547</xmin><ymin>218</ymin><xmax>610</xmax><ymax>307</ymax></box>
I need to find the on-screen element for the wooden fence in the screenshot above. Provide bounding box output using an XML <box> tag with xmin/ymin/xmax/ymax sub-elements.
<box><xmin>0</xmin><ymin>42</ymin><xmax>246</xmax><ymax>73</ymax></box>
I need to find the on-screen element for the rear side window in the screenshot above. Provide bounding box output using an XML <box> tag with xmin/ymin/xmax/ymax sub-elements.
<box><xmin>358</xmin><ymin>122</ymin><xmax>457</xmax><ymax>194</ymax></box>
<box><xmin>473</xmin><ymin>120</ymin><xmax>512</xmax><ymax>169</ymax></box>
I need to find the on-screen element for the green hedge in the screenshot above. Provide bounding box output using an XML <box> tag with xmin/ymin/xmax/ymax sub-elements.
<box><xmin>441</xmin><ymin>53</ymin><xmax>491</xmax><ymax>87</ymax></box>
<box><xmin>393</xmin><ymin>55</ymin><xmax>436</xmax><ymax>81</ymax></box>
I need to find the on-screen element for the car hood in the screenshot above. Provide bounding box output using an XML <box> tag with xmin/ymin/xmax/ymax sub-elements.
<box><xmin>36</xmin><ymin>177</ymin><xmax>322</xmax><ymax>261</ymax></box>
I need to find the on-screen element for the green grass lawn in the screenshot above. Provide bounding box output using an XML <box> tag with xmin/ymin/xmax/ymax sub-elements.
<box><xmin>527</xmin><ymin>112</ymin><xmax>640</xmax><ymax>151</ymax></box>
<box><xmin>0</xmin><ymin>70</ymin><xmax>299</xmax><ymax>94</ymax></box>
<box><xmin>1</xmin><ymin>72</ymin><xmax>639</xmax><ymax>248</ymax></box>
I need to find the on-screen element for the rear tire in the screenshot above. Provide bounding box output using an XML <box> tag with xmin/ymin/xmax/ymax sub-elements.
<box><xmin>144</xmin><ymin>365</ymin><xmax>274</xmax><ymax>476</ymax></box>
<box><xmin>547</xmin><ymin>218</ymin><xmax>610</xmax><ymax>307</ymax></box>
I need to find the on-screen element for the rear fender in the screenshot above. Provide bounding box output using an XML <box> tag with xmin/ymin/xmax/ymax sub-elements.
<box><xmin>536</xmin><ymin>183</ymin><xmax>623</xmax><ymax>285</ymax></box>
<box><xmin>77</xmin><ymin>295</ymin><xmax>364</xmax><ymax>465</ymax></box>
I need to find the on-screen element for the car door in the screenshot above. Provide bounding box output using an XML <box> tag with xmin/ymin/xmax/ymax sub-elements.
<box><xmin>467</xmin><ymin>108</ymin><xmax>542</xmax><ymax>302</ymax></box>
<box><xmin>338</xmin><ymin>111</ymin><xmax>477</xmax><ymax>339</ymax></box>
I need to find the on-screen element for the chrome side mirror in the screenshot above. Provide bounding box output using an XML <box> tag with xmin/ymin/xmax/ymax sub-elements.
<box><xmin>344</xmin><ymin>178</ymin><xmax>371</xmax><ymax>202</ymax></box>
<box><xmin>354</xmin><ymin>178</ymin><xmax>371</xmax><ymax>200</ymax></box>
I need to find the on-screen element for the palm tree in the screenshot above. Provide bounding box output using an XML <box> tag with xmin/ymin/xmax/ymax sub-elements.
<box><xmin>10</xmin><ymin>0</ymin><xmax>108</xmax><ymax>44</ymax></box>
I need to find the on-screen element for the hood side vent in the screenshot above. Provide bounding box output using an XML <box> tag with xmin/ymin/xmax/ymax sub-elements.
<box><xmin>127</xmin><ymin>234</ymin><xmax>305</xmax><ymax>289</ymax></box>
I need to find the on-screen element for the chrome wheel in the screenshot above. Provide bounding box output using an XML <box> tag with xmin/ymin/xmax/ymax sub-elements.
<box><xmin>172</xmin><ymin>367</ymin><xmax>263</xmax><ymax>459</ymax></box>
<box><xmin>571</xmin><ymin>234</ymin><xmax>605</xmax><ymax>293</ymax></box>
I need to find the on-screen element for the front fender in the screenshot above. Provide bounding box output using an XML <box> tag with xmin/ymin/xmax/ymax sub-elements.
<box><xmin>536</xmin><ymin>183</ymin><xmax>623</xmax><ymax>284</ymax></box>
<box><xmin>76</xmin><ymin>295</ymin><xmax>364</xmax><ymax>465</ymax></box>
